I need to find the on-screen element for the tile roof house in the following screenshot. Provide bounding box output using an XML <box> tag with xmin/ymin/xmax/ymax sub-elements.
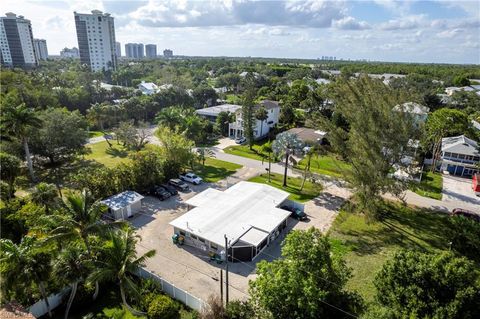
<box><xmin>440</xmin><ymin>135</ymin><xmax>479</xmax><ymax>177</ymax></box>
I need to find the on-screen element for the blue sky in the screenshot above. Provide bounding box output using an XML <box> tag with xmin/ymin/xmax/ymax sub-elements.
<box><xmin>6</xmin><ymin>0</ymin><xmax>480</xmax><ymax>63</ymax></box>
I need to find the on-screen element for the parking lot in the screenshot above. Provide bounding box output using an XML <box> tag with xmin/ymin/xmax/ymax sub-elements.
<box><xmin>131</xmin><ymin>177</ymin><xmax>348</xmax><ymax>302</ymax></box>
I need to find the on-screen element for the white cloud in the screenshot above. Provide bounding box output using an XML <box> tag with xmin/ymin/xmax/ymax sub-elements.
<box><xmin>333</xmin><ymin>16</ymin><xmax>370</xmax><ymax>30</ymax></box>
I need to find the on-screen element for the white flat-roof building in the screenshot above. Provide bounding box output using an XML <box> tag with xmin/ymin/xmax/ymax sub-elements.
<box><xmin>196</xmin><ymin>103</ymin><xmax>242</xmax><ymax>122</ymax></box>
<box><xmin>101</xmin><ymin>191</ymin><xmax>144</xmax><ymax>220</ymax></box>
<box><xmin>170</xmin><ymin>181</ymin><xmax>294</xmax><ymax>262</ymax></box>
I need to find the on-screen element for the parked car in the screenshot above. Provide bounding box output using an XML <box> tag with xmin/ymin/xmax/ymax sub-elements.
<box><xmin>168</xmin><ymin>178</ymin><xmax>190</xmax><ymax>192</ymax></box>
<box><xmin>161</xmin><ymin>183</ymin><xmax>178</xmax><ymax>196</ymax></box>
<box><xmin>235</xmin><ymin>137</ymin><xmax>246</xmax><ymax>144</ymax></box>
<box><xmin>179</xmin><ymin>172</ymin><xmax>203</xmax><ymax>185</ymax></box>
<box><xmin>281</xmin><ymin>205</ymin><xmax>307</xmax><ymax>221</ymax></box>
<box><xmin>150</xmin><ymin>186</ymin><xmax>171</xmax><ymax>201</ymax></box>
<box><xmin>451</xmin><ymin>208</ymin><xmax>480</xmax><ymax>222</ymax></box>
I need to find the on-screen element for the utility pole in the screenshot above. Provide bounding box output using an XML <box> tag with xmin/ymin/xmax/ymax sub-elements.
<box><xmin>220</xmin><ymin>269</ymin><xmax>223</xmax><ymax>304</ymax></box>
<box><xmin>224</xmin><ymin>234</ymin><xmax>229</xmax><ymax>305</ymax></box>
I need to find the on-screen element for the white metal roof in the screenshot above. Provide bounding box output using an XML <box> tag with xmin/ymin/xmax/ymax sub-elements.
<box><xmin>442</xmin><ymin>135</ymin><xmax>479</xmax><ymax>157</ymax></box>
<box><xmin>195</xmin><ymin>104</ymin><xmax>242</xmax><ymax>117</ymax></box>
<box><xmin>101</xmin><ymin>191</ymin><xmax>144</xmax><ymax>211</ymax></box>
<box><xmin>170</xmin><ymin>181</ymin><xmax>291</xmax><ymax>247</ymax></box>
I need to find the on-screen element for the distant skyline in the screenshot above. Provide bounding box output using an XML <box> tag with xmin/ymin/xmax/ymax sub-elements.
<box><xmin>5</xmin><ymin>0</ymin><xmax>480</xmax><ymax>64</ymax></box>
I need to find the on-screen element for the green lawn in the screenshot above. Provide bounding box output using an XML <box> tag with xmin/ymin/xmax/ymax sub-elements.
<box><xmin>409</xmin><ymin>171</ymin><xmax>443</xmax><ymax>200</ymax></box>
<box><xmin>195</xmin><ymin>157</ymin><xmax>242</xmax><ymax>183</ymax></box>
<box><xmin>225</xmin><ymin>93</ymin><xmax>242</xmax><ymax>104</ymax></box>
<box><xmin>88</xmin><ymin>130</ymin><xmax>105</xmax><ymax>138</ymax></box>
<box><xmin>329</xmin><ymin>202</ymin><xmax>451</xmax><ymax>302</ymax></box>
<box><xmin>296</xmin><ymin>155</ymin><xmax>351</xmax><ymax>178</ymax></box>
<box><xmin>84</xmin><ymin>141</ymin><xmax>132</xmax><ymax>168</ymax></box>
<box><xmin>248</xmin><ymin>172</ymin><xmax>322</xmax><ymax>202</ymax></box>
<box><xmin>224</xmin><ymin>140</ymin><xmax>273</xmax><ymax>161</ymax></box>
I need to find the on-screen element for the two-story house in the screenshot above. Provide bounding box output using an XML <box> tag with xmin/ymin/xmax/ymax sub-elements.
<box><xmin>229</xmin><ymin>100</ymin><xmax>280</xmax><ymax>140</ymax></box>
<box><xmin>439</xmin><ymin>135</ymin><xmax>479</xmax><ymax>177</ymax></box>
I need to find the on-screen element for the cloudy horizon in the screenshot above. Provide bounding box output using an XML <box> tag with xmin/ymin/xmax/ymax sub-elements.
<box><xmin>5</xmin><ymin>0</ymin><xmax>480</xmax><ymax>64</ymax></box>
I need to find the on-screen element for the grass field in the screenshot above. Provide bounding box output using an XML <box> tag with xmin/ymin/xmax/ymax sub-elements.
<box><xmin>224</xmin><ymin>140</ymin><xmax>274</xmax><ymax>161</ymax></box>
<box><xmin>409</xmin><ymin>171</ymin><xmax>443</xmax><ymax>200</ymax></box>
<box><xmin>225</xmin><ymin>93</ymin><xmax>242</xmax><ymax>104</ymax></box>
<box><xmin>195</xmin><ymin>157</ymin><xmax>242</xmax><ymax>183</ymax></box>
<box><xmin>84</xmin><ymin>141</ymin><xmax>132</xmax><ymax>168</ymax></box>
<box><xmin>329</xmin><ymin>202</ymin><xmax>450</xmax><ymax>302</ymax></box>
<box><xmin>88</xmin><ymin>130</ymin><xmax>105</xmax><ymax>138</ymax></box>
<box><xmin>297</xmin><ymin>155</ymin><xmax>351</xmax><ymax>178</ymax></box>
<box><xmin>248</xmin><ymin>172</ymin><xmax>322</xmax><ymax>202</ymax></box>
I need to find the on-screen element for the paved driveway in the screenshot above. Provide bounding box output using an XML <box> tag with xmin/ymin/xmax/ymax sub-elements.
<box><xmin>442</xmin><ymin>174</ymin><xmax>480</xmax><ymax>207</ymax></box>
<box><xmin>133</xmin><ymin>175</ymin><xmax>349</xmax><ymax>302</ymax></box>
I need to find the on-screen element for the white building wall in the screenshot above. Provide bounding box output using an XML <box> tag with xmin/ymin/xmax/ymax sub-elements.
<box><xmin>34</xmin><ymin>39</ymin><xmax>48</xmax><ymax>60</ymax></box>
<box><xmin>75</xmin><ymin>11</ymin><xmax>116</xmax><ymax>72</ymax></box>
<box><xmin>0</xmin><ymin>22</ymin><xmax>11</xmax><ymax>64</ymax></box>
<box><xmin>17</xmin><ymin>20</ymin><xmax>35</xmax><ymax>64</ymax></box>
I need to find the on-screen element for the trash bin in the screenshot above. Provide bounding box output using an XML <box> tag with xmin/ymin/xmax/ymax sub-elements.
<box><xmin>172</xmin><ymin>233</ymin><xmax>179</xmax><ymax>244</ymax></box>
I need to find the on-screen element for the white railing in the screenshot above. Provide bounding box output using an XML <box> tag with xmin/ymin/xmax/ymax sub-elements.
<box><xmin>137</xmin><ymin>267</ymin><xmax>206</xmax><ymax>312</ymax></box>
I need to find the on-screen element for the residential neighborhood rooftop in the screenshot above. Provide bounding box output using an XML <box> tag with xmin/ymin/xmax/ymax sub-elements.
<box><xmin>287</xmin><ymin>127</ymin><xmax>326</xmax><ymax>144</ymax></box>
<box><xmin>195</xmin><ymin>104</ymin><xmax>242</xmax><ymax>117</ymax></box>
<box><xmin>169</xmin><ymin>181</ymin><xmax>291</xmax><ymax>247</ymax></box>
<box><xmin>442</xmin><ymin>135</ymin><xmax>479</xmax><ymax>157</ymax></box>
<box><xmin>393</xmin><ymin>102</ymin><xmax>430</xmax><ymax>115</ymax></box>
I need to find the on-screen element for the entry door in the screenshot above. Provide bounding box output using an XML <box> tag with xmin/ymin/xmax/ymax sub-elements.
<box><xmin>126</xmin><ymin>206</ymin><xmax>132</xmax><ymax>217</ymax></box>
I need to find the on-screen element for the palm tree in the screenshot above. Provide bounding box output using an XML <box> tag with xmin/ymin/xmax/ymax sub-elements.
<box><xmin>155</xmin><ymin>106</ymin><xmax>183</xmax><ymax>130</ymax></box>
<box><xmin>49</xmin><ymin>190</ymin><xmax>120</xmax><ymax>300</ymax></box>
<box><xmin>54</xmin><ymin>245</ymin><xmax>90</xmax><ymax>319</ymax></box>
<box><xmin>260</xmin><ymin>142</ymin><xmax>273</xmax><ymax>183</ymax></box>
<box><xmin>272</xmin><ymin>132</ymin><xmax>303</xmax><ymax>187</ymax></box>
<box><xmin>0</xmin><ymin>237</ymin><xmax>53</xmax><ymax>317</ymax></box>
<box><xmin>196</xmin><ymin>147</ymin><xmax>215</xmax><ymax>167</ymax></box>
<box><xmin>89</xmin><ymin>227</ymin><xmax>156</xmax><ymax>315</ymax></box>
<box><xmin>255</xmin><ymin>106</ymin><xmax>269</xmax><ymax>139</ymax></box>
<box><xmin>1</xmin><ymin>103</ymin><xmax>42</xmax><ymax>180</ymax></box>
<box><xmin>300</xmin><ymin>146</ymin><xmax>323</xmax><ymax>191</ymax></box>
<box><xmin>31</xmin><ymin>182</ymin><xmax>59</xmax><ymax>214</ymax></box>
<box><xmin>86</xmin><ymin>103</ymin><xmax>108</xmax><ymax>131</ymax></box>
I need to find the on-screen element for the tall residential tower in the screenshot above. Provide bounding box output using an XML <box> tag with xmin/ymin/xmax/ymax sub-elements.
<box><xmin>33</xmin><ymin>38</ymin><xmax>48</xmax><ymax>61</ymax></box>
<box><xmin>0</xmin><ymin>12</ymin><xmax>37</xmax><ymax>68</ymax></box>
<box><xmin>125</xmin><ymin>43</ymin><xmax>144</xmax><ymax>59</ymax></box>
<box><xmin>145</xmin><ymin>44</ymin><xmax>157</xmax><ymax>58</ymax></box>
<box><xmin>74</xmin><ymin>10</ymin><xmax>117</xmax><ymax>72</ymax></box>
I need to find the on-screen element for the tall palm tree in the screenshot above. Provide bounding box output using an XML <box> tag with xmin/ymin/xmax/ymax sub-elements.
<box><xmin>1</xmin><ymin>103</ymin><xmax>42</xmax><ymax>180</ymax></box>
<box><xmin>155</xmin><ymin>106</ymin><xmax>183</xmax><ymax>130</ymax></box>
<box><xmin>300</xmin><ymin>146</ymin><xmax>322</xmax><ymax>191</ymax></box>
<box><xmin>89</xmin><ymin>227</ymin><xmax>156</xmax><ymax>316</ymax></box>
<box><xmin>0</xmin><ymin>237</ymin><xmax>53</xmax><ymax>317</ymax></box>
<box><xmin>54</xmin><ymin>245</ymin><xmax>90</xmax><ymax>319</ymax></box>
<box><xmin>272</xmin><ymin>132</ymin><xmax>303</xmax><ymax>187</ymax></box>
<box><xmin>49</xmin><ymin>190</ymin><xmax>120</xmax><ymax>299</ymax></box>
<box><xmin>255</xmin><ymin>106</ymin><xmax>269</xmax><ymax>139</ymax></box>
<box><xmin>31</xmin><ymin>182</ymin><xmax>59</xmax><ymax>214</ymax></box>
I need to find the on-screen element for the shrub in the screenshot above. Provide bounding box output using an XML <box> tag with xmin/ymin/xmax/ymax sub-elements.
<box><xmin>225</xmin><ymin>300</ymin><xmax>254</xmax><ymax>319</ymax></box>
<box><xmin>147</xmin><ymin>294</ymin><xmax>180</xmax><ymax>319</ymax></box>
<box><xmin>448</xmin><ymin>215</ymin><xmax>480</xmax><ymax>263</ymax></box>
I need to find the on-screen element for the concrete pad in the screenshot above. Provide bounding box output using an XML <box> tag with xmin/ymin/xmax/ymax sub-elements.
<box><xmin>442</xmin><ymin>174</ymin><xmax>480</xmax><ymax>207</ymax></box>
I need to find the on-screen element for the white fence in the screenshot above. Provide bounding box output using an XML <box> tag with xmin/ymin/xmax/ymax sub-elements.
<box><xmin>28</xmin><ymin>287</ymin><xmax>70</xmax><ymax>318</ymax></box>
<box><xmin>138</xmin><ymin>267</ymin><xmax>206</xmax><ymax>312</ymax></box>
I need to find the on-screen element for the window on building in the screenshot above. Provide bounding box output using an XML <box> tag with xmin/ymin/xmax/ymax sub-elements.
<box><xmin>211</xmin><ymin>243</ymin><xmax>218</xmax><ymax>250</ymax></box>
<box><xmin>191</xmin><ymin>234</ymin><xmax>197</xmax><ymax>240</ymax></box>
<box><xmin>179</xmin><ymin>230</ymin><xmax>186</xmax><ymax>236</ymax></box>
<box><xmin>444</xmin><ymin>152</ymin><xmax>452</xmax><ymax>157</ymax></box>
<box><xmin>198</xmin><ymin>237</ymin><xmax>205</xmax><ymax>243</ymax></box>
